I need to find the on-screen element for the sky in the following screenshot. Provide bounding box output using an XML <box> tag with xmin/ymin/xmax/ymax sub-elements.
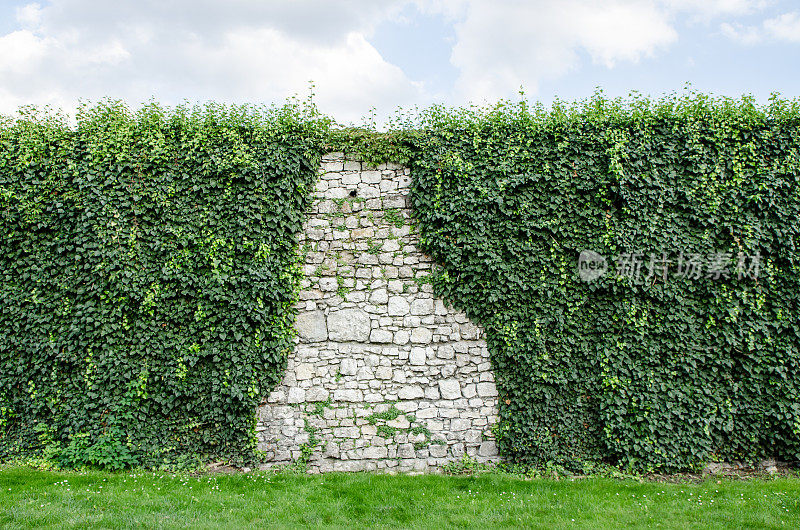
<box><xmin>0</xmin><ymin>0</ymin><xmax>799</xmax><ymax>125</ymax></box>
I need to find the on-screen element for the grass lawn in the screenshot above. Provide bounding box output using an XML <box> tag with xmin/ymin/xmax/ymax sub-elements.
<box><xmin>1</xmin><ymin>466</ymin><xmax>798</xmax><ymax>528</ymax></box>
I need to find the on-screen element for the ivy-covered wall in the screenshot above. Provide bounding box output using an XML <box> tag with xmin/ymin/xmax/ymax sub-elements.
<box><xmin>0</xmin><ymin>102</ymin><xmax>326</xmax><ymax>469</ymax></box>
<box><xmin>406</xmin><ymin>95</ymin><xmax>800</xmax><ymax>472</ymax></box>
<box><xmin>2</xmin><ymin>93</ymin><xmax>799</xmax><ymax>473</ymax></box>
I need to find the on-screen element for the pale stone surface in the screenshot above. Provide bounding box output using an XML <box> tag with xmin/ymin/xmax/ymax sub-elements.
<box><xmin>287</xmin><ymin>387</ymin><xmax>306</xmax><ymax>404</ymax></box>
<box><xmin>398</xmin><ymin>386</ymin><xmax>424</xmax><ymax>400</ymax></box>
<box><xmin>256</xmin><ymin>154</ymin><xmax>499</xmax><ymax>473</ymax></box>
<box><xmin>327</xmin><ymin>309</ymin><xmax>371</xmax><ymax>342</ymax></box>
<box><xmin>295</xmin><ymin>364</ymin><xmax>314</xmax><ymax>380</ymax></box>
<box><xmin>439</xmin><ymin>380</ymin><xmax>462</xmax><ymax>400</ymax></box>
<box><xmin>477</xmin><ymin>382</ymin><xmax>498</xmax><ymax>397</ymax></box>
<box><xmin>409</xmin><ymin>347</ymin><xmax>427</xmax><ymax>365</ymax></box>
<box><xmin>388</xmin><ymin>297</ymin><xmax>410</xmax><ymax>316</ymax></box>
<box><xmin>479</xmin><ymin>441</ymin><xmax>498</xmax><ymax>457</ymax></box>
<box><xmin>296</xmin><ymin>311</ymin><xmax>327</xmax><ymax>342</ymax></box>
<box><xmin>410</xmin><ymin>327</ymin><xmax>432</xmax><ymax>344</ymax></box>
<box><xmin>370</xmin><ymin>329</ymin><xmax>393</xmax><ymax>343</ymax></box>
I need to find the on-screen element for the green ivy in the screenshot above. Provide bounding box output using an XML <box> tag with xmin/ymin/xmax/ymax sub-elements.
<box><xmin>4</xmin><ymin>91</ymin><xmax>800</xmax><ymax>474</ymax></box>
<box><xmin>406</xmin><ymin>91</ymin><xmax>800</xmax><ymax>472</ymax></box>
<box><xmin>0</xmin><ymin>100</ymin><xmax>328</xmax><ymax>469</ymax></box>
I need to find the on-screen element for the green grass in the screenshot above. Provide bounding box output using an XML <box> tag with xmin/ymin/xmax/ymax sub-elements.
<box><xmin>1</xmin><ymin>466</ymin><xmax>798</xmax><ymax>528</ymax></box>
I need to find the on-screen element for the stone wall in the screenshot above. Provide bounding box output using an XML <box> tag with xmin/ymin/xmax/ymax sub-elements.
<box><xmin>256</xmin><ymin>153</ymin><xmax>499</xmax><ymax>473</ymax></box>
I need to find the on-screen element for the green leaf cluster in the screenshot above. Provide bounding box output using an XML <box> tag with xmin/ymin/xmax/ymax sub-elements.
<box><xmin>0</xmin><ymin>100</ymin><xmax>328</xmax><ymax>468</ymax></box>
<box><xmin>406</xmin><ymin>91</ymin><xmax>800</xmax><ymax>472</ymax></box>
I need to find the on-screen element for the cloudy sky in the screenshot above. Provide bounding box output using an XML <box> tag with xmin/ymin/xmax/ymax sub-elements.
<box><xmin>1</xmin><ymin>0</ymin><xmax>798</xmax><ymax>124</ymax></box>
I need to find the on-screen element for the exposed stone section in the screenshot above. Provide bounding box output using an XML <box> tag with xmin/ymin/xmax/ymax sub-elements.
<box><xmin>256</xmin><ymin>153</ymin><xmax>499</xmax><ymax>473</ymax></box>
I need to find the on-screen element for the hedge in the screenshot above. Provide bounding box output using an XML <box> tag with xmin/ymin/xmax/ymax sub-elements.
<box><xmin>0</xmin><ymin>101</ymin><xmax>327</xmax><ymax>468</ymax></box>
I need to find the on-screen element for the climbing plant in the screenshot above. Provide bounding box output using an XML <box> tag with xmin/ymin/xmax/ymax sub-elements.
<box><xmin>406</xmin><ymin>92</ymin><xmax>800</xmax><ymax>472</ymax></box>
<box><xmin>0</xmin><ymin>100</ymin><xmax>328</xmax><ymax>468</ymax></box>
<box><xmin>3</xmin><ymin>90</ymin><xmax>800</xmax><ymax>474</ymax></box>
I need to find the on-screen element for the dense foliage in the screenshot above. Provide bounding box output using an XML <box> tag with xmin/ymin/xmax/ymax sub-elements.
<box><xmin>0</xmin><ymin>101</ymin><xmax>327</xmax><ymax>468</ymax></box>
<box><xmin>407</xmin><ymin>93</ymin><xmax>800</xmax><ymax>472</ymax></box>
<box><xmin>3</xmin><ymin>92</ymin><xmax>799</xmax><ymax>473</ymax></box>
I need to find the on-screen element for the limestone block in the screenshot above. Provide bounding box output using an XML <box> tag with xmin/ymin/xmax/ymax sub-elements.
<box><xmin>410</xmin><ymin>327</ymin><xmax>432</xmax><ymax>344</ymax></box>
<box><xmin>375</xmin><ymin>366</ymin><xmax>393</xmax><ymax>380</ymax></box>
<box><xmin>410</xmin><ymin>298</ymin><xmax>434</xmax><ymax>316</ymax></box>
<box><xmin>328</xmin><ymin>309</ymin><xmax>371</xmax><ymax>342</ymax></box>
<box><xmin>387</xmin><ymin>297</ymin><xmax>410</xmax><ymax>316</ymax></box>
<box><xmin>333</xmin><ymin>389</ymin><xmax>363</xmax><ymax>402</ymax></box>
<box><xmin>295</xmin><ymin>311</ymin><xmax>327</xmax><ymax>343</ymax></box>
<box><xmin>438</xmin><ymin>380</ymin><xmax>462</xmax><ymax>400</ymax></box>
<box><xmin>319</xmin><ymin>277</ymin><xmax>338</xmax><ymax>292</ymax></box>
<box><xmin>340</xmin><ymin>358</ymin><xmax>358</xmax><ymax>375</ymax></box>
<box><xmin>305</xmin><ymin>387</ymin><xmax>329</xmax><ymax>402</ymax></box>
<box><xmin>397</xmin><ymin>443</ymin><xmax>416</xmax><ymax>458</ymax></box>
<box><xmin>364</xmin><ymin>446</ymin><xmax>388</xmax><ymax>459</ymax></box>
<box><xmin>478</xmin><ymin>441</ymin><xmax>498</xmax><ymax>457</ymax></box>
<box><xmin>398</xmin><ymin>386</ymin><xmax>424</xmax><ymax>400</ymax></box>
<box><xmin>369</xmin><ymin>329</ymin><xmax>393</xmax><ymax>343</ymax></box>
<box><xmin>287</xmin><ymin>387</ymin><xmax>306</xmax><ymax>404</ymax></box>
<box><xmin>409</xmin><ymin>347</ymin><xmax>427</xmax><ymax>365</ymax></box>
<box><xmin>361</xmin><ymin>170</ymin><xmax>382</xmax><ymax>184</ymax></box>
<box><xmin>429</xmin><ymin>445</ymin><xmax>448</xmax><ymax>458</ymax></box>
<box><xmin>295</xmin><ymin>363</ymin><xmax>314</xmax><ymax>380</ymax></box>
<box><xmin>477</xmin><ymin>382</ymin><xmax>498</xmax><ymax>397</ymax></box>
<box><xmin>369</xmin><ymin>288</ymin><xmax>389</xmax><ymax>305</ymax></box>
<box><xmin>341</xmin><ymin>173</ymin><xmax>360</xmax><ymax>185</ymax></box>
<box><xmin>393</xmin><ymin>330</ymin><xmax>410</xmax><ymax>345</ymax></box>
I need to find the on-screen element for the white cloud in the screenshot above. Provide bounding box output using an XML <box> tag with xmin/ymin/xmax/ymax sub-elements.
<box><xmin>720</xmin><ymin>11</ymin><xmax>800</xmax><ymax>45</ymax></box>
<box><xmin>763</xmin><ymin>11</ymin><xmax>800</xmax><ymax>42</ymax></box>
<box><xmin>0</xmin><ymin>0</ymin><xmax>425</xmax><ymax>123</ymax></box>
<box><xmin>447</xmin><ymin>1</ymin><xmax>677</xmax><ymax>102</ymax></box>
<box><xmin>660</xmin><ymin>0</ymin><xmax>769</xmax><ymax>19</ymax></box>
<box><xmin>15</xmin><ymin>2</ymin><xmax>43</xmax><ymax>28</ymax></box>
<box><xmin>0</xmin><ymin>30</ymin><xmax>48</xmax><ymax>73</ymax></box>
<box><xmin>0</xmin><ymin>0</ymin><xmax>788</xmax><ymax>120</ymax></box>
<box><xmin>720</xmin><ymin>21</ymin><xmax>764</xmax><ymax>44</ymax></box>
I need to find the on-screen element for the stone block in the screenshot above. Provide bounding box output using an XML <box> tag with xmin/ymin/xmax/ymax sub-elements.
<box><xmin>409</xmin><ymin>347</ymin><xmax>427</xmax><ymax>365</ymax></box>
<box><xmin>305</xmin><ymin>388</ymin><xmax>329</xmax><ymax>402</ymax></box>
<box><xmin>438</xmin><ymin>380</ymin><xmax>461</xmax><ymax>400</ymax></box>
<box><xmin>333</xmin><ymin>389</ymin><xmax>363</xmax><ymax>402</ymax></box>
<box><xmin>387</xmin><ymin>297</ymin><xmax>410</xmax><ymax>316</ymax></box>
<box><xmin>361</xmin><ymin>170</ymin><xmax>382</xmax><ymax>184</ymax></box>
<box><xmin>295</xmin><ymin>311</ymin><xmax>327</xmax><ymax>342</ymax></box>
<box><xmin>398</xmin><ymin>386</ymin><xmax>424</xmax><ymax>400</ymax></box>
<box><xmin>410</xmin><ymin>298</ymin><xmax>434</xmax><ymax>316</ymax></box>
<box><xmin>339</xmin><ymin>358</ymin><xmax>358</xmax><ymax>375</ymax></box>
<box><xmin>369</xmin><ymin>288</ymin><xmax>389</xmax><ymax>305</ymax></box>
<box><xmin>397</xmin><ymin>443</ymin><xmax>415</xmax><ymax>458</ymax></box>
<box><xmin>393</xmin><ymin>330</ymin><xmax>410</xmax><ymax>345</ymax></box>
<box><xmin>370</xmin><ymin>329</ymin><xmax>393</xmax><ymax>343</ymax></box>
<box><xmin>328</xmin><ymin>309</ymin><xmax>371</xmax><ymax>342</ymax></box>
<box><xmin>410</xmin><ymin>327</ymin><xmax>432</xmax><ymax>344</ymax></box>
<box><xmin>375</xmin><ymin>366</ymin><xmax>393</xmax><ymax>380</ymax></box>
<box><xmin>478</xmin><ymin>441</ymin><xmax>498</xmax><ymax>457</ymax></box>
<box><xmin>477</xmin><ymin>382</ymin><xmax>498</xmax><ymax>397</ymax></box>
<box><xmin>295</xmin><ymin>363</ymin><xmax>314</xmax><ymax>380</ymax></box>
<box><xmin>363</xmin><ymin>446</ymin><xmax>388</xmax><ymax>459</ymax></box>
<box><xmin>429</xmin><ymin>444</ymin><xmax>448</xmax><ymax>458</ymax></box>
<box><xmin>287</xmin><ymin>387</ymin><xmax>306</xmax><ymax>404</ymax></box>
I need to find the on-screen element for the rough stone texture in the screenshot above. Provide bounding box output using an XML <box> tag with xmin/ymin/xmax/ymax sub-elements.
<box><xmin>295</xmin><ymin>311</ymin><xmax>327</xmax><ymax>342</ymax></box>
<box><xmin>257</xmin><ymin>153</ymin><xmax>499</xmax><ymax>473</ymax></box>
